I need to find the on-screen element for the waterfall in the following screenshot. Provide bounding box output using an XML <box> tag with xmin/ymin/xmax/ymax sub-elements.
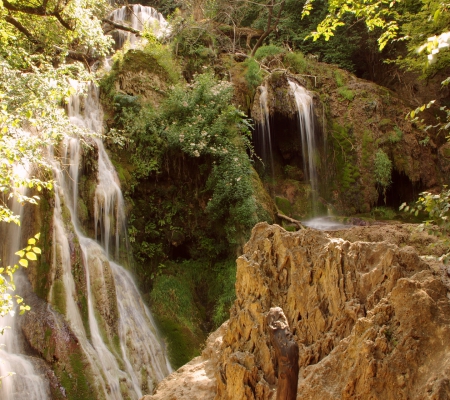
<box><xmin>254</xmin><ymin>85</ymin><xmax>274</xmax><ymax>179</ymax></box>
<box><xmin>46</xmin><ymin>81</ymin><xmax>171</xmax><ymax>398</ymax></box>
<box><xmin>108</xmin><ymin>4</ymin><xmax>170</xmax><ymax>49</ymax></box>
<box><xmin>0</xmin><ymin>163</ymin><xmax>50</xmax><ymax>399</ymax></box>
<box><xmin>288</xmin><ymin>80</ymin><xmax>319</xmax><ymax>214</ymax></box>
<box><xmin>0</xmin><ymin>81</ymin><xmax>171</xmax><ymax>399</ymax></box>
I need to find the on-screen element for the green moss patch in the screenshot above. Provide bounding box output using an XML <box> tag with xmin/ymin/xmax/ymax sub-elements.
<box><xmin>276</xmin><ymin>196</ymin><xmax>292</xmax><ymax>216</ymax></box>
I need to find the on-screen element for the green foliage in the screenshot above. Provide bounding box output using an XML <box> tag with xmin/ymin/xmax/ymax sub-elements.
<box><xmin>371</xmin><ymin>206</ymin><xmax>397</xmax><ymax>220</ymax></box>
<box><xmin>243</xmin><ymin>58</ymin><xmax>264</xmax><ymax>92</ymax></box>
<box><xmin>169</xmin><ymin>16</ymin><xmax>217</xmax><ymax>79</ymax></box>
<box><xmin>142</xmin><ymin>32</ymin><xmax>181</xmax><ymax>83</ymax></box>
<box><xmin>160</xmin><ymin>73</ymin><xmax>259</xmax><ymax>244</ymax></box>
<box><xmin>334</xmin><ymin>70</ymin><xmax>345</xmax><ymax>87</ymax></box>
<box><xmin>276</xmin><ymin>0</ymin><xmax>361</xmax><ymax>72</ymax></box>
<box><xmin>254</xmin><ymin>45</ymin><xmax>285</xmax><ymax>61</ymax></box>
<box><xmin>107</xmin><ymin>72</ymin><xmax>265</xmax><ymax>291</ymax></box>
<box><xmin>388</xmin><ymin>126</ymin><xmax>403</xmax><ymax>143</ymax></box>
<box><xmin>284</xmin><ymin>51</ymin><xmax>308</xmax><ymax>74</ymax></box>
<box><xmin>400</xmin><ymin>188</ymin><xmax>450</xmax><ymax>226</ymax></box>
<box><xmin>150</xmin><ymin>267</ymin><xmax>204</xmax><ymax>368</ymax></box>
<box><xmin>361</xmin><ymin>130</ymin><xmax>374</xmax><ymax>169</ymax></box>
<box><xmin>302</xmin><ymin>0</ymin><xmax>400</xmax><ymax>50</ymax></box>
<box><xmin>337</xmin><ymin>86</ymin><xmax>354</xmax><ymax>101</ymax></box>
<box><xmin>58</xmin><ymin>352</ymin><xmax>93</xmax><ymax>400</ymax></box>
<box><xmin>0</xmin><ymin>0</ymin><xmax>112</xmax><ymax>65</ymax></box>
<box><xmin>374</xmin><ymin>149</ymin><xmax>392</xmax><ymax>200</ymax></box>
<box><xmin>151</xmin><ymin>274</ymin><xmax>197</xmax><ymax>331</ymax></box>
<box><xmin>330</xmin><ymin>122</ymin><xmax>362</xmax><ymax>213</ymax></box>
<box><xmin>276</xmin><ymin>196</ymin><xmax>292</xmax><ymax>216</ymax></box>
<box><xmin>210</xmin><ymin>260</ymin><xmax>236</xmax><ymax>328</ymax></box>
<box><xmin>331</xmin><ymin>123</ymin><xmax>358</xmax><ymax>190</ymax></box>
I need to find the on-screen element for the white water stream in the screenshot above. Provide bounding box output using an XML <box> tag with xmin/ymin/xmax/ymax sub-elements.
<box><xmin>255</xmin><ymin>85</ymin><xmax>274</xmax><ymax>177</ymax></box>
<box><xmin>1</xmin><ymin>81</ymin><xmax>171</xmax><ymax>399</ymax></box>
<box><xmin>54</xmin><ymin>81</ymin><xmax>171</xmax><ymax>398</ymax></box>
<box><xmin>288</xmin><ymin>80</ymin><xmax>319</xmax><ymax>213</ymax></box>
<box><xmin>108</xmin><ymin>4</ymin><xmax>170</xmax><ymax>49</ymax></box>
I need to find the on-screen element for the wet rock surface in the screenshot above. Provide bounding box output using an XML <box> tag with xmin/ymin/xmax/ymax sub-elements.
<box><xmin>142</xmin><ymin>222</ymin><xmax>450</xmax><ymax>399</ymax></box>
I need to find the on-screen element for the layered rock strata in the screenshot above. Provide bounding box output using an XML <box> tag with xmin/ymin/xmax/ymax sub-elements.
<box><xmin>143</xmin><ymin>222</ymin><xmax>450</xmax><ymax>400</ymax></box>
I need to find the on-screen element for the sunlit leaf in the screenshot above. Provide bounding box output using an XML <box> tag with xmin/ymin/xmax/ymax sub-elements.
<box><xmin>19</xmin><ymin>259</ymin><xmax>28</xmax><ymax>267</ymax></box>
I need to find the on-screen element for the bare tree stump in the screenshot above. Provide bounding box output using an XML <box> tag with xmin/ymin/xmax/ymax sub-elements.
<box><xmin>267</xmin><ymin>307</ymin><xmax>299</xmax><ymax>400</ymax></box>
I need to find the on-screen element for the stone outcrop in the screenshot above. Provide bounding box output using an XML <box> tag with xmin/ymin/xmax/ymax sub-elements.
<box><xmin>142</xmin><ymin>222</ymin><xmax>450</xmax><ymax>399</ymax></box>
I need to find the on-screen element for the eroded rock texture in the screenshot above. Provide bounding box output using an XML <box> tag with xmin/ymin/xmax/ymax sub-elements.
<box><xmin>143</xmin><ymin>222</ymin><xmax>450</xmax><ymax>400</ymax></box>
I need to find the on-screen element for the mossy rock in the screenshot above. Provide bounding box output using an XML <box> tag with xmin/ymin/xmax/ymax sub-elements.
<box><xmin>150</xmin><ymin>273</ymin><xmax>206</xmax><ymax>369</ymax></box>
<box><xmin>275</xmin><ymin>196</ymin><xmax>292</xmax><ymax>216</ymax></box>
<box><xmin>153</xmin><ymin>315</ymin><xmax>202</xmax><ymax>369</ymax></box>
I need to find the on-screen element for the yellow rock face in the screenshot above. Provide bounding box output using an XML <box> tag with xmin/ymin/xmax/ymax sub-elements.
<box><xmin>143</xmin><ymin>222</ymin><xmax>450</xmax><ymax>400</ymax></box>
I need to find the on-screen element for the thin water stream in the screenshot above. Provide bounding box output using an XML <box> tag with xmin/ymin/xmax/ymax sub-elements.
<box><xmin>288</xmin><ymin>80</ymin><xmax>319</xmax><ymax>214</ymax></box>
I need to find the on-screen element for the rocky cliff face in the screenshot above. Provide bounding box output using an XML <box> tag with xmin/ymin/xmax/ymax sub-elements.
<box><xmin>143</xmin><ymin>222</ymin><xmax>450</xmax><ymax>400</ymax></box>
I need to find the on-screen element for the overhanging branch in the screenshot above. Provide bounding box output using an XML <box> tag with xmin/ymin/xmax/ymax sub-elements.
<box><xmin>102</xmin><ymin>18</ymin><xmax>142</xmax><ymax>36</ymax></box>
<box><xmin>3</xmin><ymin>0</ymin><xmax>75</xmax><ymax>30</ymax></box>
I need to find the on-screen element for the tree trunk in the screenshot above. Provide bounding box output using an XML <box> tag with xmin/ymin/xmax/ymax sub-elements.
<box><xmin>267</xmin><ymin>307</ymin><xmax>299</xmax><ymax>400</ymax></box>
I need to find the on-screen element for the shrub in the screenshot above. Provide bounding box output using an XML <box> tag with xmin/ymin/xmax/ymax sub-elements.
<box><xmin>254</xmin><ymin>45</ymin><xmax>285</xmax><ymax>61</ymax></box>
<box><xmin>162</xmin><ymin>74</ymin><xmax>258</xmax><ymax>244</ymax></box>
<box><xmin>243</xmin><ymin>58</ymin><xmax>263</xmax><ymax>91</ymax></box>
<box><xmin>388</xmin><ymin>125</ymin><xmax>403</xmax><ymax>143</ymax></box>
<box><xmin>374</xmin><ymin>149</ymin><xmax>392</xmax><ymax>201</ymax></box>
<box><xmin>334</xmin><ymin>70</ymin><xmax>345</xmax><ymax>87</ymax></box>
<box><xmin>285</xmin><ymin>51</ymin><xmax>307</xmax><ymax>74</ymax></box>
<box><xmin>338</xmin><ymin>86</ymin><xmax>355</xmax><ymax>101</ymax></box>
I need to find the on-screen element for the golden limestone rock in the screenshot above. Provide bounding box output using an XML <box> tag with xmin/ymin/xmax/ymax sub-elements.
<box><xmin>142</xmin><ymin>223</ymin><xmax>450</xmax><ymax>400</ymax></box>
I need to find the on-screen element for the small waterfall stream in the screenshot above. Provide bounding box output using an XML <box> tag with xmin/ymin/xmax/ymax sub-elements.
<box><xmin>254</xmin><ymin>85</ymin><xmax>274</xmax><ymax>176</ymax></box>
<box><xmin>254</xmin><ymin>80</ymin><xmax>319</xmax><ymax>214</ymax></box>
<box><xmin>288</xmin><ymin>80</ymin><xmax>319</xmax><ymax>214</ymax></box>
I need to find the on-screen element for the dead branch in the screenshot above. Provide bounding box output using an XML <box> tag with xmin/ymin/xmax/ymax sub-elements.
<box><xmin>102</xmin><ymin>18</ymin><xmax>142</xmax><ymax>36</ymax></box>
<box><xmin>276</xmin><ymin>213</ymin><xmax>305</xmax><ymax>230</ymax></box>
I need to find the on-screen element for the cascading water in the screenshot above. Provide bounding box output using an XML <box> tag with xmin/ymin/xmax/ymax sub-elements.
<box><xmin>46</xmin><ymin>81</ymin><xmax>171</xmax><ymax>398</ymax></box>
<box><xmin>0</xmin><ymin>81</ymin><xmax>171</xmax><ymax>399</ymax></box>
<box><xmin>0</xmin><ymin>163</ymin><xmax>50</xmax><ymax>399</ymax></box>
<box><xmin>108</xmin><ymin>4</ymin><xmax>170</xmax><ymax>49</ymax></box>
<box><xmin>288</xmin><ymin>79</ymin><xmax>319</xmax><ymax>215</ymax></box>
<box><xmin>254</xmin><ymin>85</ymin><xmax>274</xmax><ymax>180</ymax></box>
